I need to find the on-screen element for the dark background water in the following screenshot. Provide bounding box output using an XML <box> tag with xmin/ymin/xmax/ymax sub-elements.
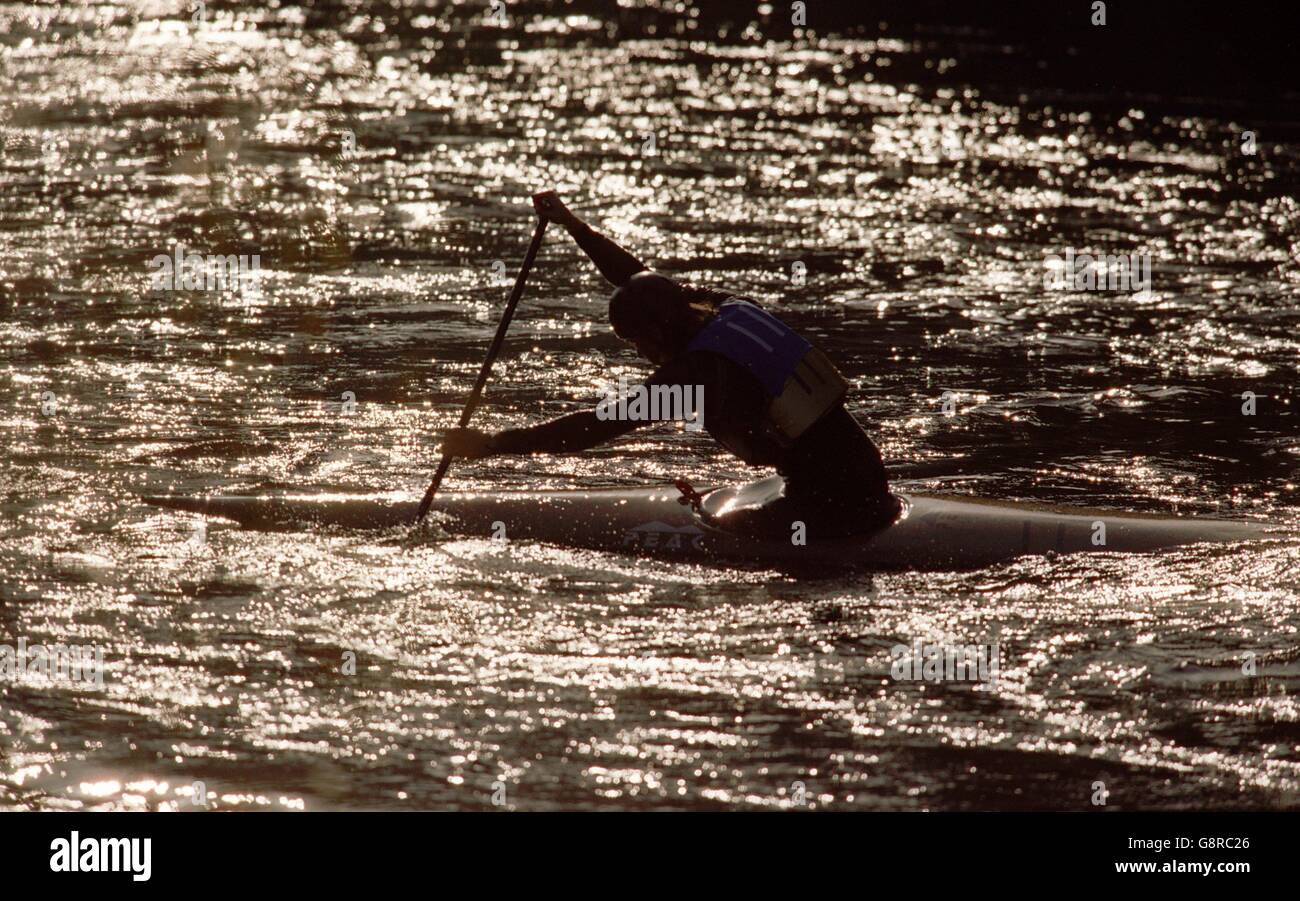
<box><xmin>1</xmin><ymin>1</ymin><xmax>1297</xmax><ymax>811</ymax></box>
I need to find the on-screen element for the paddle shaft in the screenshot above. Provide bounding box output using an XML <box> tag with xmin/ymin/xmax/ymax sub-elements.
<box><xmin>414</xmin><ymin>216</ymin><xmax>548</xmax><ymax>523</ymax></box>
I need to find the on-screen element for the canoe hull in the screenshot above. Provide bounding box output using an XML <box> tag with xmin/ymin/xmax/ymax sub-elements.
<box><xmin>144</xmin><ymin>481</ymin><xmax>1279</xmax><ymax>570</ymax></box>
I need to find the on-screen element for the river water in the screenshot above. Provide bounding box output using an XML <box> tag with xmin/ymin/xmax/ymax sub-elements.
<box><xmin>2</xmin><ymin>2</ymin><xmax>1298</xmax><ymax>810</ymax></box>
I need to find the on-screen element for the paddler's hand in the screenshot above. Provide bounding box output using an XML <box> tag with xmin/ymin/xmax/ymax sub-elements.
<box><xmin>532</xmin><ymin>191</ymin><xmax>582</xmax><ymax>230</ymax></box>
<box><xmin>442</xmin><ymin>427</ymin><xmax>497</xmax><ymax>459</ymax></box>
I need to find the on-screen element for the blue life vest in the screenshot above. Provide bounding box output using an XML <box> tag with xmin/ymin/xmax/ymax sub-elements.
<box><xmin>687</xmin><ymin>300</ymin><xmax>847</xmax><ymax>444</ymax></box>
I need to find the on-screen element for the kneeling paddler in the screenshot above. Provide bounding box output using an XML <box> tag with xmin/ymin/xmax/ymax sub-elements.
<box><xmin>443</xmin><ymin>192</ymin><xmax>900</xmax><ymax>534</ymax></box>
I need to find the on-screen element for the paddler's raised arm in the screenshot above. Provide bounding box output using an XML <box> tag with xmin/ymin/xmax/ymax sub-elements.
<box><xmin>533</xmin><ymin>191</ymin><xmax>647</xmax><ymax>287</ymax></box>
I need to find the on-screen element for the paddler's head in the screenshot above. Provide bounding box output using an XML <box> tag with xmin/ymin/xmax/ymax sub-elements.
<box><xmin>609</xmin><ymin>271</ymin><xmax>715</xmax><ymax>365</ymax></box>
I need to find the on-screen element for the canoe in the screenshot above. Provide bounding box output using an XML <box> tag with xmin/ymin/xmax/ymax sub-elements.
<box><xmin>144</xmin><ymin>476</ymin><xmax>1280</xmax><ymax>570</ymax></box>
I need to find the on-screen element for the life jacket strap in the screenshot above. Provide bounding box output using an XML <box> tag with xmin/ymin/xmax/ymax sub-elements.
<box><xmin>767</xmin><ymin>345</ymin><xmax>848</xmax><ymax>441</ymax></box>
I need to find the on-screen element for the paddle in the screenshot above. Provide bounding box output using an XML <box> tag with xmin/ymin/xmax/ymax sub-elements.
<box><xmin>414</xmin><ymin>213</ymin><xmax>548</xmax><ymax>524</ymax></box>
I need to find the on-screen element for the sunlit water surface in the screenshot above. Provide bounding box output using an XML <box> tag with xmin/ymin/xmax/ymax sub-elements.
<box><xmin>2</xmin><ymin>2</ymin><xmax>1298</xmax><ymax>810</ymax></box>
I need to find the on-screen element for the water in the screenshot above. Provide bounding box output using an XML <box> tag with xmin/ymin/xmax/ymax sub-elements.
<box><xmin>1</xmin><ymin>2</ymin><xmax>1298</xmax><ymax>811</ymax></box>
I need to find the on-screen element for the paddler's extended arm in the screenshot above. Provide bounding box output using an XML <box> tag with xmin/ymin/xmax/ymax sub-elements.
<box><xmin>442</xmin><ymin>360</ymin><xmax>696</xmax><ymax>458</ymax></box>
<box><xmin>533</xmin><ymin>191</ymin><xmax>646</xmax><ymax>287</ymax></box>
<box><xmin>441</xmin><ymin>410</ymin><xmax>641</xmax><ymax>458</ymax></box>
<box><xmin>492</xmin><ymin>409</ymin><xmax>640</xmax><ymax>454</ymax></box>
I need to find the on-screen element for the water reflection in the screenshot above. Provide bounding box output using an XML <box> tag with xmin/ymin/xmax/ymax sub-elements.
<box><xmin>0</xmin><ymin>2</ymin><xmax>1297</xmax><ymax>811</ymax></box>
